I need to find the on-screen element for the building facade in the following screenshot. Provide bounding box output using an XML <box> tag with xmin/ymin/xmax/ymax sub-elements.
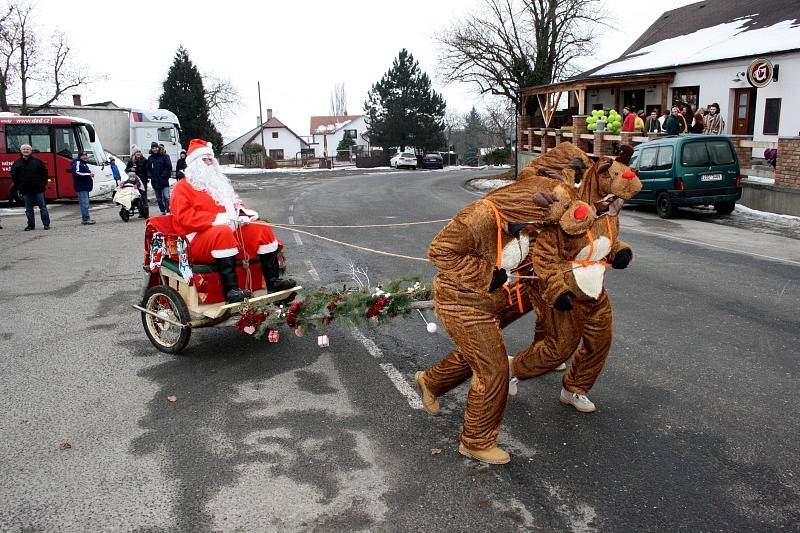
<box><xmin>222</xmin><ymin>110</ymin><xmax>309</xmax><ymax>161</ymax></box>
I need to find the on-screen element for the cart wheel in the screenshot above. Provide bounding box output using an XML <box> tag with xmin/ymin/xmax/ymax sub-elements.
<box><xmin>141</xmin><ymin>285</ymin><xmax>191</xmax><ymax>354</ymax></box>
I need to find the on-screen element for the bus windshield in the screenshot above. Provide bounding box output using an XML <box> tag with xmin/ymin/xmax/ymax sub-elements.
<box><xmin>76</xmin><ymin>124</ymin><xmax>107</xmax><ymax>165</ymax></box>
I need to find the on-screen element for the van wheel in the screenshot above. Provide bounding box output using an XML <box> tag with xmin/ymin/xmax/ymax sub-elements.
<box><xmin>656</xmin><ymin>192</ymin><xmax>676</xmax><ymax>219</ymax></box>
<box><xmin>714</xmin><ymin>200</ymin><xmax>735</xmax><ymax>215</ymax></box>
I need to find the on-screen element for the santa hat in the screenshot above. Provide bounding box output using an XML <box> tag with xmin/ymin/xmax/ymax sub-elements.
<box><xmin>185</xmin><ymin>138</ymin><xmax>214</xmax><ymax>165</ymax></box>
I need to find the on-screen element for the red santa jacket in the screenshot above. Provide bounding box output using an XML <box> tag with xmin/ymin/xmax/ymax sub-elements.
<box><xmin>170</xmin><ymin>179</ymin><xmax>256</xmax><ymax>237</ymax></box>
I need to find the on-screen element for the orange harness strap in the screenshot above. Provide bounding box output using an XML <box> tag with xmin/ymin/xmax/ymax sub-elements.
<box><xmin>570</xmin><ymin>216</ymin><xmax>617</xmax><ymax>269</ymax></box>
<box><xmin>483</xmin><ymin>199</ymin><xmax>525</xmax><ymax>313</ymax></box>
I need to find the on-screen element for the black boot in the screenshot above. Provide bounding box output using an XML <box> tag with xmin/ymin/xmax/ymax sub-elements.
<box><xmin>215</xmin><ymin>256</ymin><xmax>252</xmax><ymax>303</ymax></box>
<box><xmin>259</xmin><ymin>251</ymin><xmax>296</xmax><ymax>292</ymax></box>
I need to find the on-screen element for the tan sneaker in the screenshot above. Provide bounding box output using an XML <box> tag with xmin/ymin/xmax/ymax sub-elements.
<box><xmin>555</xmin><ymin>362</ymin><xmax>567</xmax><ymax>371</ymax></box>
<box><xmin>458</xmin><ymin>443</ymin><xmax>511</xmax><ymax>465</ymax></box>
<box><xmin>415</xmin><ymin>371</ymin><xmax>440</xmax><ymax>416</ymax></box>
<box><xmin>559</xmin><ymin>388</ymin><xmax>596</xmax><ymax>413</ymax></box>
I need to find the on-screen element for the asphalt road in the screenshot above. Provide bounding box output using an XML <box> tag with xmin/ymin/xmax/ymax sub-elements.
<box><xmin>1</xmin><ymin>167</ymin><xmax>798</xmax><ymax>532</ymax></box>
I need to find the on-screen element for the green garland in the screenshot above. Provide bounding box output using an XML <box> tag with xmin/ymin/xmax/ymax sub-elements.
<box><xmin>237</xmin><ymin>275</ymin><xmax>432</xmax><ymax>339</ymax></box>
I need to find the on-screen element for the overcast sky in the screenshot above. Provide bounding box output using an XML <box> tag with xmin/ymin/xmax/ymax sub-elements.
<box><xmin>30</xmin><ymin>0</ymin><xmax>697</xmax><ymax>143</ymax></box>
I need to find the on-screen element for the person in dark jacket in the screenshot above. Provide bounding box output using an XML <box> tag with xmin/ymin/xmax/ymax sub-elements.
<box><xmin>664</xmin><ymin>106</ymin><xmax>682</xmax><ymax>136</ymax></box>
<box><xmin>146</xmin><ymin>142</ymin><xmax>173</xmax><ymax>215</ymax></box>
<box><xmin>126</xmin><ymin>149</ymin><xmax>149</xmax><ymax>216</ymax></box>
<box><xmin>175</xmin><ymin>150</ymin><xmax>187</xmax><ymax>180</ymax></box>
<box><xmin>11</xmin><ymin>144</ymin><xmax>50</xmax><ymax>230</ymax></box>
<box><xmin>72</xmin><ymin>151</ymin><xmax>96</xmax><ymax>225</ymax></box>
<box><xmin>644</xmin><ymin>109</ymin><xmax>661</xmax><ymax>133</ymax></box>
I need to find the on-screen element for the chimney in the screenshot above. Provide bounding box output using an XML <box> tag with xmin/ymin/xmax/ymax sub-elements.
<box><xmin>72</xmin><ymin>94</ymin><xmax>82</xmax><ymax>106</ymax></box>
<box><xmin>266</xmin><ymin>108</ymin><xmax>273</xmax><ymax>120</ymax></box>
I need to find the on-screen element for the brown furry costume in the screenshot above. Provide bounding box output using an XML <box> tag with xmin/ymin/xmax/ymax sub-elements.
<box><xmin>420</xmin><ymin>176</ymin><xmax>594</xmax><ymax>451</ymax></box>
<box><xmin>511</xmin><ymin>156</ymin><xmax>642</xmax><ymax>396</ymax></box>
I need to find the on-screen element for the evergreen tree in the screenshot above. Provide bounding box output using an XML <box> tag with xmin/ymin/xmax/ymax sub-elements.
<box><xmin>462</xmin><ymin>107</ymin><xmax>483</xmax><ymax>166</ymax></box>
<box><xmin>364</xmin><ymin>49</ymin><xmax>446</xmax><ymax>152</ymax></box>
<box><xmin>336</xmin><ymin>131</ymin><xmax>356</xmax><ymax>152</ymax></box>
<box><xmin>159</xmin><ymin>46</ymin><xmax>223</xmax><ymax>152</ymax></box>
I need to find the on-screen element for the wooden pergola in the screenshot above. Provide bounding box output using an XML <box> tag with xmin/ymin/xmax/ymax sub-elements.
<box><xmin>520</xmin><ymin>72</ymin><xmax>676</xmax><ymax>127</ymax></box>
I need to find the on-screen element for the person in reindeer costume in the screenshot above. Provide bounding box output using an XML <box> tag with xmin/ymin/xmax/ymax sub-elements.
<box><xmin>169</xmin><ymin>139</ymin><xmax>296</xmax><ymax>303</ymax></box>
<box><xmin>509</xmin><ymin>146</ymin><xmax>641</xmax><ymax>413</ymax></box>
<box><xmin>415</xmin><ymin>174</ymin><xmax>597</xmax><ymax>465</ymax></box>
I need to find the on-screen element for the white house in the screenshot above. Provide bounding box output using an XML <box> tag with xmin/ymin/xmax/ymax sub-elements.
<box><xmin>519</xmin><ymin>0</ymin><xmax>800</xmax><ymax>159</ymax></box>
<box><xmin>308</xmin><ymin>114</ymin><xmax>369</xmax><ymax>157</ymax></box>
<box><xmin>222</xmin><ymin>109</ymin><xmax>309</xmax><ymax>161</ymax></box>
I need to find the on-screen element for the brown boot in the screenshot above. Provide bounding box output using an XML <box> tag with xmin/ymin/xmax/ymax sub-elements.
<box><xmin>458</xmin><ymin>443</ymin><xmax>511</xmax><ymax>465</ymax></box>
<box><xmin>414</xmin><ymin>371</ymin><xmax>440</xmax><ymax>416</ymax></box>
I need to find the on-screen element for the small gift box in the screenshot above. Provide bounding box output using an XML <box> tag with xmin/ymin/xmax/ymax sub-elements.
<box><xmin>267</xmin><ymin>330</ymin><xmax>280</xmax><ymax>343</ymax></box>
<box><xmin>317</xmin><ymin>334</ymin><xmax>329</xmax><ymax>348</ymax></box>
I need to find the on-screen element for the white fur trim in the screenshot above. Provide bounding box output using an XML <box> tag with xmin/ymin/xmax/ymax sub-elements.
<box><xmin>186</xmin><ymin>145</ymin><xmax>214</xmax><ymax>165</ymax></box>
<box><xmin>572</xmin><ymin>236</ymin><xmax>611</xmax><ymax>299</ymax></box>
<box><xmin>241</xmin><ymin>207</ymin><xmax>259</xmax><ymax>220</ymax></box>
<box><xmin>212</xmin><ymin>212</ymin><xmax>230</xmax><ymax>226</ymax></box>
<box><xmin>186</xmin><ymin>232</ymin><xmax>197</xmax><ymax>242</ymax></box>
<box><xmin>211</xmin><ymin>247</ymin><xmax>239</xmax><ymax>259</ymax></box>
<box><xmin>501</xmin><ymin>233</ymin><xmax>530</xmax><ymax>271</ymax></box>
<box><xmin>256</xmin><ymin>241</ymin><xmax>279</xmax><ymax>254</ymax></box>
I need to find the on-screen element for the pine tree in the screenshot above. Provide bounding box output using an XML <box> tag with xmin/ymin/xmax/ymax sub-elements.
<box><xmin>364</xmin><ymin>49</ymin><xmax>446</xmax><ymax>152</ymax></box>
<box><xmin>462</xmin><ymin>107</ymin><xmax>483</xmax><ymax>166</ymax></box>
<box><xmin>336</xmin><ymin>131</ymin><xmax>356</xmax><ymax>152</ymax></box>
<box><xmin>159</xmin><ymin>46</ymin><xmax>223</xmax><ymax>153</ymax></box>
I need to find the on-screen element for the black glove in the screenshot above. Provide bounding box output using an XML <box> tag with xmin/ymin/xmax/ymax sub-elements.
<box><xmin>611</xmin><ymin>248</ymin><xmax>632</xmax><ymax>269</ymax></box>
<box><xmin>489</xmin><ymin>268</ymin><xmax>508</xmax><ymax>292</ymax></box>
<box><xmin>554</xmin><ymin>291</ymin><xmax>575</xmax><ymax>311</ymax></box>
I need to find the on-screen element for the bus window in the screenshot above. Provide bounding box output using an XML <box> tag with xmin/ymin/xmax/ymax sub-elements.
<box><xmin>54</xmin><ymin>127</ymin><xmax>80</xmax><ymax>159</ymax></box>
<box><xmin>6</xmin><ymin>124</ymin><xmax>51</xmax><ymax>153</ymax></box>
<box><xmin>76</xmin><ymin>125</ymin><xmax>102</xmax><ymax>164</ymax></box>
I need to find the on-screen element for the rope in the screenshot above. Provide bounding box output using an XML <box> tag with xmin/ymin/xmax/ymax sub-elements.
<box><xmin>270</xmin><ymin>224</ymin><xmax>430</xmax><ymax>262</ymax></box>
<box><xmin>273</xmin><ymin>219</ymin><xmax>451</xmax><ymax>228</ymax></box>
<box><xmin>235</xmin><ymin>222</ymin><xmax>253</xmax><ymax>291</ymax></box>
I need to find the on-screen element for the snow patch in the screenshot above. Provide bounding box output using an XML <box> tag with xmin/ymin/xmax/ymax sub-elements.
<box><xmin>735</xmin><ymin>204</ymin><xmax>800</xmax><ymax>222</ymax></box>
<box><xmin>594</xmin><ymin>18</ymin><xmax>800</xmax><ymax>76</ymax></box>
<box><xmin>743</xmin><ymin>176</ymin><xmax>775</xmax><ymax>185</ymax></box>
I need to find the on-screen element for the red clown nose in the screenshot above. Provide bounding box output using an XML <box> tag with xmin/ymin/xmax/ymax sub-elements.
<box><xmin>574</xmin><ymin>204</ymin><xmax>589</xmax><ymax>220</ymax></box>
<box><xmin>622</xmin><ymin>171</ymin><xmax>636</xmax><ymax>180</ymax></box>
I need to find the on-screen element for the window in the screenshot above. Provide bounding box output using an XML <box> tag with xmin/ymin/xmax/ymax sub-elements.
<box><xmin>344</xmin><ymin>129</ymin><xmax>357</xmax><ymax>139</ymax></box>
<box><xmin>638</xmin><ymin>147</ymin><xmax>658</xmax><ymax>170</ymax></box>
<box><xmin>655</xmin><ymin>146</ymin><xmax>674</xmax><ymax>170</ymax></box>
<box><xmin>272</xmin><ymin>131</ymin><xmax>279</xmax><ymax>139</ymax></box>
<box><xmin>5</xmin><ymin>124</ymin><xmax>51</xmax><ymax>153</ymax></box>
<box><xmin>54</xmin><ymin>127</ymin><xmax>79</xmax><ymax>158</ymax></box>
<box><xmin>682</xmin><ymin>142</ymin><xmax>710</xmax><ymax>167</ymax></box>
<box><xmin>268</xmin><ymin>149</ymin><xmax>284</xmax><ymax>160</ymax></box>
<box><xmin>763</xmin><ymin>98</ymin><xmax>781</xmax><ymax>135</ymax></box>
<box><xmin>157</xmin><ymin>127</ymin><xmax>173</xmax><ymax>142</ymax></box>
<box><xmin>706</xmin><ymin>140</ymin><xmax>735</xmax><ymax>165</ymax></box>
<box><xmin>671</xmin><ymin>86</ymin><xmax>699</xmax><ymax>112</ymax></box>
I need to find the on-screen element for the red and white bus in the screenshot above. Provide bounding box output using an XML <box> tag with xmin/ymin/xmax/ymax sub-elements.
<box><xmin>0</xmin><ymin>113</ymin><xmax>117</xmax><ymax>205</ymax></box>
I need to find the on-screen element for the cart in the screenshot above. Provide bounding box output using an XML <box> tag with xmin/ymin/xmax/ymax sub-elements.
<box><xmin>135</xmin><ymin>216</ymin><xmax>300</xmax><ymax>354</ymax></box>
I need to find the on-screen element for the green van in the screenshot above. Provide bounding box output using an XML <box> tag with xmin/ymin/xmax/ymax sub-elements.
<box><xmin>628</xmin><ymin>135</ymin><xmax>742</xmax><ymax>218</ymax></box>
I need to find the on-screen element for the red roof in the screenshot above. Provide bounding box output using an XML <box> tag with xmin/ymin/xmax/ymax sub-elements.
<box><xmin>309</xmin><ymin>115</ymin><xmax>361</xmax><ymax>134</ymax></box>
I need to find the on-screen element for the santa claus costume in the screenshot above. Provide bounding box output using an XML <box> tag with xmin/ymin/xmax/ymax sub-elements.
<box><xmin>169</xmin><ymin>139</ymin><xmax>295</xmax><ymax>303</ymax></box>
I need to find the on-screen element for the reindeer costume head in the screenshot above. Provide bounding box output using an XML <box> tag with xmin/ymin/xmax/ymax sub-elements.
<box><xmin>578</xmin><ymin>145</ymin><xmax>642</xmax><ymax>216</ymax></box>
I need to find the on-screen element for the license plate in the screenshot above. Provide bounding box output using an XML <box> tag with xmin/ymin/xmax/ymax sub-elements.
<box><xmin>701</xmin><ymin>174</ymin><xmax>723</xmax><ymax>181</ymax></box>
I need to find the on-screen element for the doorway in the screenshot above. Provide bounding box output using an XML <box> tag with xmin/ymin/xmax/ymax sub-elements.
<box><xmin>733</xmin><ymin>88</ymin><xmax>757</xmax><ymax>135</ymax></box>
<box><xmin>623</xmin><ymin>89</ymin><xmax>645</xmax><ymax>113</ymax></box>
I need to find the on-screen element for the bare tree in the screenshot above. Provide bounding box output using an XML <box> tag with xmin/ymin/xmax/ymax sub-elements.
<box><xmin>482</xmin><ymin>97</ymin><xmax>515</xmax><ymax>146</ymax></box>
<box><xmin>203</xmin><ymin>75</ymin><xmax>240</xmax><ymax>127</ymax></box>
<box><xmin>0</xmin><ymin>2</ymin><xmax>91</xmax><ymax>114</ymax></box>
<box><xmin>328</xmin><ymin>82</ymin><xmax>347</xmax><ymax>116</ymax></box>
<box><xmin>436</xmin><ymin>0</ymin><xmax>603</xmax><ymax>111</ymax></box>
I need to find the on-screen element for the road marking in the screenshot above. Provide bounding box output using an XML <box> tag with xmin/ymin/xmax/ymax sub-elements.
<box><xmin>379</xmin><ymin>363</ymin><xmax>424</xmax><ymax>410</ymax></box>
<box><xmin>351</xmin><ymin>326</ymin><xmax>423</xmax><ymax>410</ymax></box>
<box><xmin>623</xmin><ymin>226</ymin><xmax>800</xmax><ymax>267</ymax></box>
<box><xmin>293</xmin><ymin>233</ymin><xmax>303</xmax><ymax>246</ymax></box>
<box><xmin>304</xmin><ymin>260</ymin><xmax>320</xmax><ymax>282</ymax></box>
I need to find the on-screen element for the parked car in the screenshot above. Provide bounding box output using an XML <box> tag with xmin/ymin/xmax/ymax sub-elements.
<box><xmin>421</xmin><ymin>152</ymin><xmax>444</xmax><ymax>169</ymax></box>
<box><xmin>628</xmin><ymin>135</ymin><xmax>742</xmax><ymax>218</ymax></box>
<box><xmin>390</xmin><ymin>152</ymin><xmax>418</xmax><ymax>169</ymax></box>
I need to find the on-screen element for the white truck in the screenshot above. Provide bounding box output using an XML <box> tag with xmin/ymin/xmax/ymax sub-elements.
<box><xmin>14</xmin><ymin>100</ymin><xmax>183</xmax><ymax>163</ymax></box>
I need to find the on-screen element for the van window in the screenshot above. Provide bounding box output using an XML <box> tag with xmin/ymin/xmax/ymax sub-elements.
<box><xmin>639</xmin><ymin>147</ymin><xmax>658</xmax><ymax>170</ymax></box>
<box><xmin>682</xmin><ymin>142</ymin><xmax>710</xmax><ymax>166</ymax></box>
<box><xmin>706</xmin><ymin>140</ymin><xmax>735</xmax><ymax>165</ymax></box>
<box><xmin>655</xmin><ymin>146</ymin><xmax>674</xmax><ymax>170</ymax></box>
<box><xmin>5</xmin><ymin>124</ymin><xmax>51</xmax><ymax>153</ymax></box>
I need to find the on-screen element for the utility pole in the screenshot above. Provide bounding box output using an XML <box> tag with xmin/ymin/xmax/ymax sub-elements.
<box><xmin>257</xmin><ymin>81</ymin><xmax>266</xmax><ymax>167</ymax></box>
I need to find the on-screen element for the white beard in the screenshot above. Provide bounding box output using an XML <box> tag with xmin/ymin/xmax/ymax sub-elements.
<box><xmin>185</xmin><ymin>158</ymin><xmax>239</xmax><ymax>217</ymax></box>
